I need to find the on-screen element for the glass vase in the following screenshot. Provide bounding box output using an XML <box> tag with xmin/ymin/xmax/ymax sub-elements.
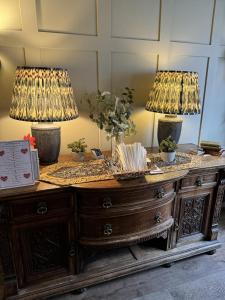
<box><xmin>111</xmin><ymin>134</ymin><xmax>124</xmax><ymax>160</ymax></box>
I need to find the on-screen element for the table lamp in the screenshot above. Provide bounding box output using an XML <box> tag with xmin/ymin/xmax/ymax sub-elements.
<box><xmin>145</xmin><ymin>70</ymin><xmax>201</xmax><ymax>145</ymax></box>
<box><xmin>9</xmin><ymin>66</ymin><xmax>79</xmax><ymax>164</ymax></box>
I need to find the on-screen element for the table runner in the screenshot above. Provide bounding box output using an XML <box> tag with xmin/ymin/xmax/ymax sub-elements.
<box><xmin>40</xmin><ymin>153</ymin><xmax>193</xmax><ymax>186</ymax></box>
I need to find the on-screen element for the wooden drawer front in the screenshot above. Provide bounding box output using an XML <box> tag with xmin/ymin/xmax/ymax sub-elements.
<box><xmin>11</xmin><ymin>191</ymin><xmax>73</xmax><ymax>221</ymax></box>
<box><xmin>79</xmin><ymin>198</ymin><xmax>173</xmax><ymax>244</ymax></box>
<box><xmin>78</xmin><ymin>182</ymin><xmax>174</xmax><ymax>210</ymax></box>
<box><xmin>180</xmin><ymin>172</ymin><xmax>218</xmax><ymax>190</ymax></box>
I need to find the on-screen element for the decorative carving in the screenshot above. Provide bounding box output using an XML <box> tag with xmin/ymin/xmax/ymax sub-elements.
<box><xmin>0</xmin><ymin>227</ymin><xmax>15</xmax><ymax>277</ymax></box>
<box><xmin>24</xmin><ymin>224</ymin><xmax>68</xmax><ymax>273</ymax></box>
<box><xmin>0</xmin><ymin>204</ymin><xmax>9</xmax><ymax>224</ymax></box>
<box><xmin>213</xmin><ymin>174</ymin><xmax>225</xmax><ymax>224</ymax></box>
<box><xmin>179</xmin><ymin>196</ymin><xmax>205</xmax><ymax>237</ymax></box>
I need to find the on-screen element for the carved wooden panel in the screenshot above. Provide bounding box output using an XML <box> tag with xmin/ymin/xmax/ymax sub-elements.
<box><xmin>0</xmin><ymin>203</ymin><xmax>15</xmax><ymax>277</ymax></box>
<box><xmin>179</xmin><ymin>196</ymin><xmax>207</xmax><ymax>237</ymax></box>
<box><xmin>213</xmin><ymin>173</ymin><xmax>225</xmax><ymax>225</ymax></box>
<box><xmin>17</xmin><ymin>220</ymin><xmax>73</xmax><ymax>285</ymax></box>
<box><xmin>0</xmin><ymin>226</ymin><xmax>15</xmax><ymax>277</ymax></box>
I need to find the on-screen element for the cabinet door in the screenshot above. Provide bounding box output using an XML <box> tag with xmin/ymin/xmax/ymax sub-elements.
<box><xmin>176</xmin><ymin>190</ymin><xmax>214</xmax><ymax>240</ymax></box>
<box><xmin>12</xmin><ymin>216</ymin><xmax>76</xmax><ymax>288</ymax></box>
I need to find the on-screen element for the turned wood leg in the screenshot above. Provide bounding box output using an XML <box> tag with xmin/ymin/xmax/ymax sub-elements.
<box><xmin>71</xmin><ymin>288</ymin><xmax>87</xmax><ymax>294</ymax></box>
<box><xmin>162</xmin><ymin>262</ymin><xmax>174</xmax><ymax>268</ymax></box>
<box><xmin>207</xmin><ymin>250</ymin><xmax>216</xmax><ymax>255</ymax></box>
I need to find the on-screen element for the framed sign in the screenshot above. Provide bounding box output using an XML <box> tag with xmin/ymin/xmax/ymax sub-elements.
<box><xmin>0</xmin><ymin>140</ymin><xmax>35</xmax><ymax>189</ymax></box>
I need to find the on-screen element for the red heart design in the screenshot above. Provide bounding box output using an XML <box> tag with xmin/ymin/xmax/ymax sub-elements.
<box><xmin>24</xmin><ymin>173</ymin><xmax>30</xmax><ymax>179</ymax></box>
<box><xmin>1</xmin><ymin>176</ymin><xmax>8</xmax><ymax>182</ymax></box>
<box><xmin>0</xmin><ymin>151</ymin><xmax>5</xmax><ymax>156</ymax></box>
<box><xmin>21</xmin><ymin>148</ymin><xmax>28</xmax><ymax>154</ymax></box>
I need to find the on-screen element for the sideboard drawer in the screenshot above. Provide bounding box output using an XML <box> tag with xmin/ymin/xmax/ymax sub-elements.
<box><xmin>78</xmin><ymin>182</ymin><xmax>174</xmax><ymax>210</ymax></box>
<box><xmin>79</xmin><ymin>197</ymin><xmax>173</xmax><ymax>246</ymax></box>
<box><xmin>10</xmin><ymin>191</ymin><xmax>73</xmax><ymax>221</ymax></box>
<box><xmin>180</xmin><ymin>172</ymin><xmax>218</xmax><ymax>190</ymax></box>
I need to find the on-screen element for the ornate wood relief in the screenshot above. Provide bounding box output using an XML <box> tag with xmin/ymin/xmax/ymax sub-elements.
<box><xmin>0</xmin><ymin>203</ymin><xmax>9</xmax><ymax>224</ymax></box>
<box><xmin>179</xmin><ymin>196</ymin><xmax>206</xmax><ymax>237</ymax></box>
<box><xmin>23</xmin><ymin>224</ymin><xmax>68</xmax><ymax>273</ymax></box>
<box><xmin>213</xmin><ymin>174</ymin><xmax>225</xmax><ymax>225</ymax></box>
<box><xmin>0</xmin><ymin>204</ymin><xmax>15</xmax><ymax>277</ymax></box>
<box><xmin>0</xmin><ymin>228</ymin><xmax>15</xmax><ymax>277</ymax></box>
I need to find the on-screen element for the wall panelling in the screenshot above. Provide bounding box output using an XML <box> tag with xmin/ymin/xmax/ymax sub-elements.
<box><xmin>0</xmin><ymin>0</ymin><xmax>225</xmax><ymax>152</ymax></box>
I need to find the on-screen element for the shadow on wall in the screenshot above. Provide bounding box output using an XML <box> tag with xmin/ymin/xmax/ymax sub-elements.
<box><xmin>112</xmin><ymin>71</ymin><xmax>156</xmax><ymax>108</ymax></box>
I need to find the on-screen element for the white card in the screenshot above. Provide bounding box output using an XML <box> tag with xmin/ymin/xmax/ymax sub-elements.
<box><xmin>0</xmin><ymin>140</ymin><xmax>35</xmax><ymax>189</ymax></box>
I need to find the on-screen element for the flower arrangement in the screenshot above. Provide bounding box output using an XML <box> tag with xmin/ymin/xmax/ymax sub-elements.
<box><xmin>67</xmin><ymin>138</ymin><xmax>87</xmax><ymax>153</ymax></box>
<box><xmin>87</xmin><ymin>88</ymin><xmax>136</xmax><ymax>142</ymax></box>
<box><xmin>24</xmin><ymin>133</ymin><xmax>36</xmax><ymax>148</ymax></box>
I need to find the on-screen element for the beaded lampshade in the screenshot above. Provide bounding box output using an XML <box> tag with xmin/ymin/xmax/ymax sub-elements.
<box><xmin>10</xmin><ymin>66</ymin><xmax>79</xmax><ymax>122</ymax></box>
<box><xmin>145</xmin><ymin>71</ymin><xmax>201</xmax><ymax>145</ymax></box>
<box><xmin>9</xmin><ymin>66</ymin><xmax>79</xmax><ymax>165</ymax></box>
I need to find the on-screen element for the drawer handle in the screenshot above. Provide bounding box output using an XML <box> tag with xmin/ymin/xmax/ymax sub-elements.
<box><xmin>36</xmin><ymin>202</ymin><xmax>48</xmax><ymax>215</ymax></box>
<box><xmin>104</xmin><ymin>224</ymin><xmax>113</xmax><ymax>236</ymax></box>
<box><xmin>154</xmin><ymin>212</ymin><xmax>162</xmax><ymax>224</ymax></box>
<box><xmin>155</xmin><ymin>188</ymin><xmax>165</xmax><ymax>199</ymax></box>
<box><xmin>102</xmin><ymin>197</ymin><xmax>112</xmax><ymax>209</ymax></box>
<box><xmin>196</xmin><ymin>177</ymin><xmax>203</xmax><ymax>187</ymax></box>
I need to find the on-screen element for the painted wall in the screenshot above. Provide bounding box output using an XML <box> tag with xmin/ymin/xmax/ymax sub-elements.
<box><xmin>0</xmin><ymin>0</ymin><xmax>225</xmax><ymax>154</ymax></box>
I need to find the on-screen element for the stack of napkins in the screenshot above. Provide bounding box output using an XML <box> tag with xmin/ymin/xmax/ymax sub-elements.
<box><xmin>115</xmin><ymin>143</ymin><xmax>147</xmax><ymax>172</ymax></box>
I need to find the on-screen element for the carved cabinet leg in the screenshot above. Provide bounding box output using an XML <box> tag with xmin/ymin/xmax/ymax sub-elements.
<box><xmin>208</xmin><ymin>170</ymin><xmax>225</xmax><ymax>241</ymax></box>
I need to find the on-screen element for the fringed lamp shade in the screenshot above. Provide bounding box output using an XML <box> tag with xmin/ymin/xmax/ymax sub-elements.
<box><xmin>145</xmin><ymin>71</ymin><xmax>201</xmax><ymax>115</ymax></box>
<box><xmin>9</xmin><ymin>66</ymin><xmax>79</xmax><ymax>122</ymax></box>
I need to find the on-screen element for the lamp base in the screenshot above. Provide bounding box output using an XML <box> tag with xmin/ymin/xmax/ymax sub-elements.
<box><xmin>31</xmin><ymin>123</ymin><xmax>60</xmax><ymax>165</ymax></box>
<box><xmin>157</xmin><ymin>115</ymin><xmax>183</xmax><ymax>145</ymax></box>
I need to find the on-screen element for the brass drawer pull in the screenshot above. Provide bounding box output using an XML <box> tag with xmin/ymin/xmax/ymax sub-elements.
<box><xmin>104</xmin><ymin>224</ymin><xmax>113</xmax><ymax>236</ymax></box>
<box><xmin>196</xmin><ymin>177</ymin><xmax>203</xmax><ymax>187</ymax></box>
<box><xmin>155</xmin><ymin>188</ymin><xmax>165</xmax><ymax>199</ymax></box>
<box><xmin>102</xmin><ymin>197</ymin><xmax>112</xmax><ymax>209</ymax></box>
<box><xmin>154</xmin><ymin>212</ymin><xmax>162</xmax><ymax>224</ymax></box>
<box><xmin>36</xmin><ymin>202</ymin><xmax>48</xmax><ymax>215</ymax></box>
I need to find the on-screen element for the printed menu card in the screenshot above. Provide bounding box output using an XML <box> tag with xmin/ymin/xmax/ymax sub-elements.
<box><xmin>0</xmin><ymin>140</ymin><xmax>35</xmax><ymax>189</ymax></box>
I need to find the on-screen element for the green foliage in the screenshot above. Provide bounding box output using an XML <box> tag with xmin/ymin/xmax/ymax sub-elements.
<box><xmin>67</xmin><ymin>138</ymin><xmax>87</xmax><ymax>153</ymax></box>
<box><xmin>87</xmin><ymin>88</ymin><xmax>136</xmax><ymax>141</ymax></box>
<box><xmin>159</xmin><ymin>136</ymin><xmax>177</xmax><ymax>153</ymax></box>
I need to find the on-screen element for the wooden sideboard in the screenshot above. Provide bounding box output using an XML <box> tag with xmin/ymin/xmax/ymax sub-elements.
<box><xmin>1</xmin><ymin>152</ymin><xmax>225</xmax><ymax>299</ymax></box>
